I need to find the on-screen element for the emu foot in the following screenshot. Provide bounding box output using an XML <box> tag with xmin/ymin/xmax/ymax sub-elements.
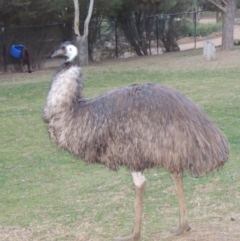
<box><xmin>170</xmin><ymin>223</ymin><xmax>191</xmax><ymax>236</ymax></box>
<box><xmin>113</xmin><ymin>234</ymin><xmax>140</xmax><ymax>241</ymax></box>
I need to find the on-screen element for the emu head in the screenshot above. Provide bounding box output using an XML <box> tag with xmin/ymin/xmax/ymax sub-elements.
<box><xmin>52</xmin><ymin>42</ymin><xmax>78</xmax><ymax>62</ymax></box>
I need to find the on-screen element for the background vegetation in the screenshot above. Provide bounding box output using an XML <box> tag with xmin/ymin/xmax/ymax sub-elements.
<box><xmin>187</xmin><ymin>22</ymin><xmax>222</xmax><ymax>37</ymax></box>
<box><xmin>0</xmin><ymin>0</ymin><xmax>228</xmax><ymax>61</ymax></box>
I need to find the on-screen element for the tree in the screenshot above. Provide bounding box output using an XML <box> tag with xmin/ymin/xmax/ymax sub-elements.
<box><xmin>73</xmin><ymin>0</ymin><xmax>94</xmax><ymax>66</ymax></box>
<box><xmin>0</xmin><ymin>0</ymin><xmax>75</xmax><ymax>26</ymax></box>
<box><xmin>0</xmin><ymin>0</ymin><xmax>119</xmax><ymax>63</ymax></box>
<box><xmin>110</xmin><ymin>0</ymin><xmax>193</xmax><ymax>55</ymax></box>
<box><xmin>206</xmin><ymin>0</ymin><xmax>236</xmax><ymax>50</ymax></box>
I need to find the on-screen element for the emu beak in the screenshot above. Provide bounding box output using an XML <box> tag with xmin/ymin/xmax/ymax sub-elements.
<box><xmin>51</xmin><ymin>47</ymin><xmax>65</xmax><ymax>58</ymax></box>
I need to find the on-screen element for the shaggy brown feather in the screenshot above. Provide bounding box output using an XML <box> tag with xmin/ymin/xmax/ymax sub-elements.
<box><xmin>43</xmin><ymin>65</ymin><xmax>229</xmax><ymax>177</ymax></box>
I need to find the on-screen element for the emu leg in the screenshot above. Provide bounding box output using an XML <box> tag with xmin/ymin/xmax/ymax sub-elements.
<box><xmin>114</xmin><ymin>172</ymin><xmax>146</xmax><ymax>241</ymax></box>
<box><xmin>171</xmin><ymin>173</ymin><xmax>191</xmax><ymax>235</ymax></box>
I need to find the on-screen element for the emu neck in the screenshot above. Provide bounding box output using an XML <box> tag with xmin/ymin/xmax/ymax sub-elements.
<box><xmin>65</xmin><ymin>56</ymin><xmax>78</xmax><ymax>65</ymax></box>
<box><xmin>43</xmin><ymin>64</ymin><xmax>83</xmax><ymax>122</ymax></box>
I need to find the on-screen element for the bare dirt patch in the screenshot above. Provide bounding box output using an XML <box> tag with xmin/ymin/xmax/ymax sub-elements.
<box><xmin>0</xmin><ymin>226</ymin><xmax>33</xmax><ymax>241</ymax></box>
<box><xmin>1</xmin><ymin>213</ymin><xmax>239</xmax><ymax>241</ymax></box>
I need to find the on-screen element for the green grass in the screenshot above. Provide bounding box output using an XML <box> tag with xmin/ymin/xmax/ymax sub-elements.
<box><xmin>0</xmin><ymin>49</ymin><xmax>240</xmax><ymax>240</ymax></box>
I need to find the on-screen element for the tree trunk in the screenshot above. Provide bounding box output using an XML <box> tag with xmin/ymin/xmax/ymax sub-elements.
<box><xmin>221</xmin><ymin>0</ymin><xmax>236</xmax><ymax>50</ymax></box>
<box><xmin>118</xmin><ymin>18</ymin><xmax>148</xmax><ymax>56</ymax></box>
<box><xmin>73</xmin><ymin>37</ymin><xmax>88</xmax><ymax>67</ymax></box>
<box><xmin>79</xmin><ymin>36</ymin><xmax>88</xmax><ymax>66</ymax></box>
<box><xmin>75</xmin><ymin>35</ymin><xmax>89</xmax><ymax>66</ymax></box>
<box><xmin>73</xmin><ymin>0</ymin><xmax>93</xmax><ymax>66</ymax></box>
<box><xmin>207</xmin><ymin>0</ymin><xmax>236</xmax><ymax>51</ymax></box>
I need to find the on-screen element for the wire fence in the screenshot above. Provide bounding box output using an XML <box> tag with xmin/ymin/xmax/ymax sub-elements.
<box><xmin>0</xmin><ymin>10</ymin><xmax>220</xmax><ymax>72</ymax></box>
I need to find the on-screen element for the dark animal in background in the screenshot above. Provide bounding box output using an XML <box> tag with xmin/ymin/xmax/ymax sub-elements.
<box><xmin>21</xmin><ymin>48</ymin><xmax>32</xmax><ymax>73</ymax></box>
<box><xmin>10</xmin><ymin>45</ymin><xmax>32</xmax><ymax>73</ymax></box>
<box><xmin>42</xmin><ymin>42</ymin><xmax>229</xmax><ymax>241</ymax></box>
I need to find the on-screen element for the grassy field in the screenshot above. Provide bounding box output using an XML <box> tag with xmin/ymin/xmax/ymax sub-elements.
<box><xmin>0</xmin><ymin>48</ymin><xmax>240</xmax><ymax>241</ymax></box>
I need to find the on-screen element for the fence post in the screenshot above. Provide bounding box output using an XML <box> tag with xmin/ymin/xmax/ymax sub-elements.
<box><xmin>63</xmin><ymin>23</ymin><xmax>66</xmax><ymax>41</ymax></box>
<box><xmin>114</xmin><ymin>19</ymin><xmax>118</xmax><ymax>58</ymax></box>
<box><xmin>1</xmin><ymin>26</ymin><xmax>7</xmax><ymax>72</ymax></box>
<box><xmin>194</xmin><ymin>10</ymin><xmax>197</xmax><ymax>49</ymax></box>
<box><xmin>156</xmin><ymin>15</ymin><xmax>159</xmax><ymax>55</ymax></box>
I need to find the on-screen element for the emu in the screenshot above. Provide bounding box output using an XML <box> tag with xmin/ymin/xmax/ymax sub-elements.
<box><xmin>42</xmin><ymin>42</ymin><xmax>229</xmax><ymax>241</ymax></box>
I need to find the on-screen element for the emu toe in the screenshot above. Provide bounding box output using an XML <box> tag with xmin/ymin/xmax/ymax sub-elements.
<box><xmin>170</xmin><ymin>223</ymin><xmax>191</xmax><ymax>236</ymax></box>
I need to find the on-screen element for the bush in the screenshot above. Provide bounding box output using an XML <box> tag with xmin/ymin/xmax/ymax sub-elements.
<box><xmin>186</xmin><ymin>22</ymin><xmax>222</xmax><ymax>37</ymax></box>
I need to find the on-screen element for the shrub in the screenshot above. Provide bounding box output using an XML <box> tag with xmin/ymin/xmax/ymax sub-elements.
<box><xmin>186</xmin><ymin>22</ymin><xmax>222</xmax><ymax>37</ymax></box>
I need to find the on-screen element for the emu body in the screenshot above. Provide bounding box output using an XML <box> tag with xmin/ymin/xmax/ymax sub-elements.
<box><xmin>43</xmin><ymin>43</ymin><xmax>229</xmax><ymax>241</ymax></box>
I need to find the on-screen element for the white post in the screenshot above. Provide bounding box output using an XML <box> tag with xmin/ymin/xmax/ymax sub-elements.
<box><xmin>203</xmin><ymin>41</ymin><xmax>216</xmax><ymax>61</ymax></box>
